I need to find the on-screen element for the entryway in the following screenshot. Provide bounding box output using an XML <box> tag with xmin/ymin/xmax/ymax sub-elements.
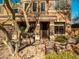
<box><xmin>40</xmin><ymin>22</ymin><xmax>50</xmax><ymax>39</ymax></box>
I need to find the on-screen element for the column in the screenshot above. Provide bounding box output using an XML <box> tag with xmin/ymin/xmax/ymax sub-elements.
<box><xmin>50</xmin><ymin>20</ymin><xmax>55</xmax><ymax>40</ymax></box>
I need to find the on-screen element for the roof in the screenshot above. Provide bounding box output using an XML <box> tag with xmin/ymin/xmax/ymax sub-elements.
<box><xmin>71</xmin><ymin>23</ymin><xmax>79</xmax><ymax>28</ymax></box>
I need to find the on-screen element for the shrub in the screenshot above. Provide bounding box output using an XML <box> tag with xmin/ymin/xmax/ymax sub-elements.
<box><xmin>74</xmin><ymin>35</ymin><xmax>79</xmax><ymax>44</ymax></box>
<box><xmin>45</xmin><ymin>51</ymin><xmax>79</xmax><ymax>59</ymax></box>
<box><xmin>55</xmin><ymin>35</ymin><xmax>68</xmax><ymax>43</ymax></box>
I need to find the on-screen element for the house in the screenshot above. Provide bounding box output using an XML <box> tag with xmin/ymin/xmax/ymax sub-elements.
<box><xmin>0</xmin><ymin>0</ymin><xmax>71</xmax><ymax>40</ymax></box>
<box><xmin>71</xmin><ymin>23</ymin><xmax>79</xmax><ymax>37</ymax></box>
<box><xmin>71</xmin><ymin>16</ymin><xmax>79</xmax><ymax>37</ymax></box>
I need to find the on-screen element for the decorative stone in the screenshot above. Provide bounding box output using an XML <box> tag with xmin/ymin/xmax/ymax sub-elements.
<box><xmin>35</xmin><ymin>35</ymin><xmax>40</xmax><ymax>41</ymax></box>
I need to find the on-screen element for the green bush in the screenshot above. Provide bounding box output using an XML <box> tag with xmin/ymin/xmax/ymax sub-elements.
<box><xmin>55</xmin><ymin>35</ymin><xmax>68</xmax><ymax>43</ymax></box>
<box><xmin>19</xmin><ymin>26</ymin><xmax>26</xmax><ymax>32</ymax></box>
<box><xmin>45</xmin><ymin>51</ymin><xmax>79</xmax><ymax>59</ymax></box>
<box><xmin>74</xmin><ymin>35</ymin><xmax>79</xmax><ymax>44</ymax></box>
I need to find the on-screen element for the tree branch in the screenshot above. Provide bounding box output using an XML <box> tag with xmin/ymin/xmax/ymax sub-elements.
<box><xmin>19</xmin><ymin>0</ymin><xmax>34</xmax><ymax>33</ymax></box>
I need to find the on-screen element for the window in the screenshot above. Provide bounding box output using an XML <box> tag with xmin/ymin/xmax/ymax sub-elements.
<box><xmin>54</xmin><ymin>22</ymin><xmax>65</xmax><ymax>34</ymax></box>
<box><xmin>11</xmin><ymin>0</ymin><xmax>20</xmax><ymax>3</ymax></box>
<box><xmin>13</xmin><ymin>9</ymin><xmax>19</xmax><ymax>13</ymax></box>
<box><xmin>58</xmin><ymin>0</ymin><xmax>66</xmax><ymax>10</ymax></box>
<box><xmin>28</xmin><ymin>22</ymin><xmax>36</xmax><ymax>33</ymax></box>
<box><xmin>41</xmin><ymin>2</ymin><xmax>45</xmax><ymax>12</ymax></box>
<box><xmin>55</xmin><ymin>0</ymin><xmax>67</xmax><ymax>10</ymax></box>
<box><xmin>33</xmin><ymin>3</ymin><xmax>37</xmax><ymax>12</ymax></box>
<box><xmin>49</xmin><ymin>0</ymin><xmax>59</xmax><ymax>10</ymax></box>
<box><xmin>11</xmin><ymin>3</ymin><xmax>19</xmax><ymax>13</ymax></box>
<box><xmin>17</xmin><ymin>22</ymin><xmax>26</xmax><ymax>31</ymax></box>
<box><xmin>25</xmin><ymin>3</ymin><xmax>29</xmax><ymax>10</ymax></box>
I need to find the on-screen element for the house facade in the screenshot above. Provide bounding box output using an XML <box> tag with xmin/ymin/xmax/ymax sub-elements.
<box><xmin>71</xmin><ymin>23</ymin><xmax>79</xmax><ymax>37</ymax></box>
<box><xmin>0</xmin><ymin>0</ymin><xmax>71</xmax><ymax>40</ymax></box>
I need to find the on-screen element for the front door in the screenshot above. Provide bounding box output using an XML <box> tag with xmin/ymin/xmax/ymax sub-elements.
<box><xmin>40</xmin><ymin>22</ymin><xmax>50</xmax><ymax>39</ymax></box>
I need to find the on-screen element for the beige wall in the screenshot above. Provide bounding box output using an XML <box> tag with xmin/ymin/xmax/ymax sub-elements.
<box><xmin>0</xmin><ymin>0</ymin><xmax>70</xmax><ymax>25</ymax></box>
<box><xmin>0</xmin><ymin>5</ymin><xmax>8</xmax><ymax>16</ymax></box>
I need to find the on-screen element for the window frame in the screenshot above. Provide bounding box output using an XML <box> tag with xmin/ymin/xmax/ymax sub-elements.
<box><xmin>12</xmin><ymin>3</ymin><xmax>20</xmax><ymax>14</ymax></box>
<box><xmin>32</xmin><ymin>2</ymin><xmax>38</xmax><ymax>12</ymax></box>
<box><xmin>48</xmin><ymin>0</ymin><xmax>59</xmax><ymax>11</ymax></box>
<box><xmin>23</xmin><ymin>2</ymin><xmax>29</xmax><ymax>11</ymax></box>
<box><xmin>28</xmin><ymin>22</ymin><xmax>36</xmax><ymax>33</ymax></box>
<box><xmin>13</xmin><ymin>8</ymin><xmax>19</xmax><ymax>13</ymax></box>
<box><xmin>54</xmin><ymin>22</ymin><xmax>65</xmax><ymax>34</ymax></box>
<box><xmin>41</xmin><ymin>1</ymin><xmax>46</xmax><ymax>13</ymax></box>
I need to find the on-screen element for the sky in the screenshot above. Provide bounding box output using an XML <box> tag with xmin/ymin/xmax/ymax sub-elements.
<box><xmin>72</xmin><ymin>0</ymin><xmax>79</xmax><ymax>19</ymax></box>
<box><xmin>0</xmin><ymin>0</ymin><xmax>20</xmax><ymax>4</ymax></box>
<box><xmin>0</xmin><ymin>0</ymin><xmax>3</xmax><ymax>4</ymax></box>
<box><xmin>11</xmin><ymin>0</ymin><xmax>20</xmax><ymax>3</ymax></box>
